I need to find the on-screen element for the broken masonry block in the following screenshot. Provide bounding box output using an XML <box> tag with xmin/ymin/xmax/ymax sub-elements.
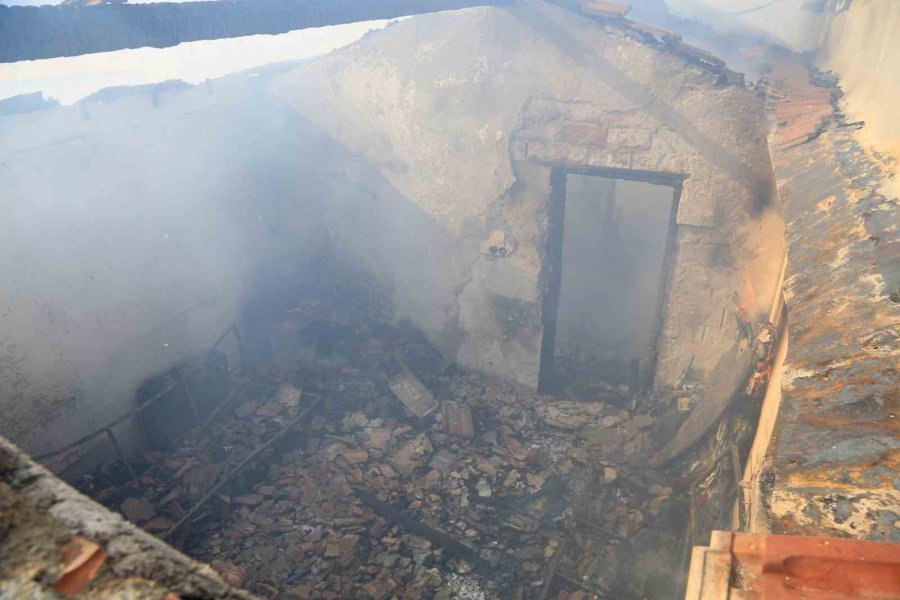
<box><xmin>389</xmin><ymin>371</ymin><xmax>438</xmax><ymax>418</ymax></box>
<box><xmin>441</xmin><ymin>401</ymin><xmax>474</xmax><ymax>439</ymax></box>
<box><xmin>390</xmin><ymin>433</ymin><xmax>434</xmax><ymax>476</ymax></box>
<box><xmin>363</xmin><ymin>569</ymin><xmax>400</xmax><ymax>600</ymax></box>
<box><xmin>120</xmin><ymin>496</ymin><xmax>155</xmax><ymax>523</ymax></box>
<box><xmin>210</xmin><ymin>561</ymin><xmax>246</xmax><ymax>588</ymax></box>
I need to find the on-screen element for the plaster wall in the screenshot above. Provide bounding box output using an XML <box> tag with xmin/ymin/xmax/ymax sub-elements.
<box><xmin>270</xmin><ymin>1</ymin><xmax>786</xmax><ymax>391</ymax></box>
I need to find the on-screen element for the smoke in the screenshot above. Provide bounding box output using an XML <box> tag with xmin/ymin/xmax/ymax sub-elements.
<box><xmin>0</xmin><ymin>64</ymin><xmax>324</xmax><ymax>455</ymax></box>
<box><xmin>555</xmin><ymin>175</ymin><xmax>674</xmax><ymax>388</ymax></box>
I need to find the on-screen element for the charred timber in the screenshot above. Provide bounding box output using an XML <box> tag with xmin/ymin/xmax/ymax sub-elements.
<box><xmin>353</xmin><ymin>485</ymin><xmax>490</xmax><ymax>569</ymax></box>
<box><xmin>0</xmin><ymin>0</ymin><xmax>511</xmax><ymax>63</ymax></box>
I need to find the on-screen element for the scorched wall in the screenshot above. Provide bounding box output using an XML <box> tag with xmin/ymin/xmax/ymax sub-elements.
<box><xmin>1</xmin><ymin>1</ymin><xmax>786</xmax><ymax>469</ymax></box>
<box><xmin>269</xmin><ymin>1</ymin><xmax>786</xmax><ymax>395</ymax></box>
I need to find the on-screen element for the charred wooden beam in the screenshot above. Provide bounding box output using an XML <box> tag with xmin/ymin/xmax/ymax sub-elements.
<box><xmin>353</xmin><ymin>485</ymin><xmax>490</xmax><ymax>569</ymax></box>
<box><xmin>0</xmin><ymin>0</ymin><xmax>511</xmax><ymax>63</ymax></box>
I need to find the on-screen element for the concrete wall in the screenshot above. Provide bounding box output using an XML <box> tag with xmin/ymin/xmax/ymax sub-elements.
<box><xmin>0</xmin><ymin>67</ymin><xmax>320</xmax><ymax>461</ymax></box>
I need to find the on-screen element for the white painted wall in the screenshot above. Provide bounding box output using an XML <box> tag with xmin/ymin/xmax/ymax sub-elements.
<box><xmin>818</xmin><ymin>0</ymin><xmax>900</xmax><ymax>197</ymax></box>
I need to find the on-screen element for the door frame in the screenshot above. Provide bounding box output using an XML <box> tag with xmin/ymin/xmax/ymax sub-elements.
<box><xmin>535</xmin><ymin>162</ymin><xmax>686</xmax><ymax>394</ymax></box>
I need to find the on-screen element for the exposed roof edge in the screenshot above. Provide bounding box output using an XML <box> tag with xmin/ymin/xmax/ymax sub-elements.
<box><xmin>0</xmin><ymin>0</ymin><xmax>512</xmax><ymax>63</ymax></box>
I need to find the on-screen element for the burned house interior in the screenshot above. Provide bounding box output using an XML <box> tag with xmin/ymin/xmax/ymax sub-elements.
<box><xmin>0</xmin><ymin>0</ymin><xmax>898</xmax><ymax>599</ymax></box>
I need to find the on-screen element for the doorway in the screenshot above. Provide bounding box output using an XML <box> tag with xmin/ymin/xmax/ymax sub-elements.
<box><xmin>538</xmin><ymin>167</ymin><xmax>681</xmax><ymax>399</ymax></box>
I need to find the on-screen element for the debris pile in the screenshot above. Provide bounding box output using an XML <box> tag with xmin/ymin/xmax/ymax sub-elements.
<box><xmin>79</xmin><ymin>295</ymin><xmax>695</xmax><ymax>600</ymax></box>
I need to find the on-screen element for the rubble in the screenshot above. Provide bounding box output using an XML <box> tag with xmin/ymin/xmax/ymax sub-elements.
<box><xmin>354</xmin><ymin>486</ymin><xmax>488</xmax><ymax>570</ymax></box>
<box><xmin>120</xmin><ymin>496</ymin><xmax>155</xmax><ymax>523</ymax></box>
<box><xmin>390</xmin><ymin>433</ymin><xmax>434</xmax><ymax>476</ymax></box>
<box><xmin>78</xmin><ymin>291</ymin><xmax>694</xmax><ymax>600</ymax></box>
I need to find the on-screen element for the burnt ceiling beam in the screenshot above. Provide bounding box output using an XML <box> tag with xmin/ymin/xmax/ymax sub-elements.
<box><xmin>0</xmin><ymin>0</ymin><xmax>511</xmax><ymax>63</ymax></box>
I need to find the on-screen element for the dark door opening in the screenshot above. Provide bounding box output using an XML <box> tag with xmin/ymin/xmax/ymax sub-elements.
<box><xmin>538</xmin><ymin>167</ymin><xmax>682</xmax><ymax>399</ymax></box>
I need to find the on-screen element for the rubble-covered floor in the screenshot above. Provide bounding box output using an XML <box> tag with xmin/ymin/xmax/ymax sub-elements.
<box><xmin>75</xmin><ymin>277</ymin><xmax>734</xmax><ymax>600</ymax></box>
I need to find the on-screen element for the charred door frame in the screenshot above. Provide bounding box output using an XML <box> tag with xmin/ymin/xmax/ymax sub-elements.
<box><xmin>536</xmin><ymin>162</ymin><xmax>686</xmax><ymax>394</ymax></box>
